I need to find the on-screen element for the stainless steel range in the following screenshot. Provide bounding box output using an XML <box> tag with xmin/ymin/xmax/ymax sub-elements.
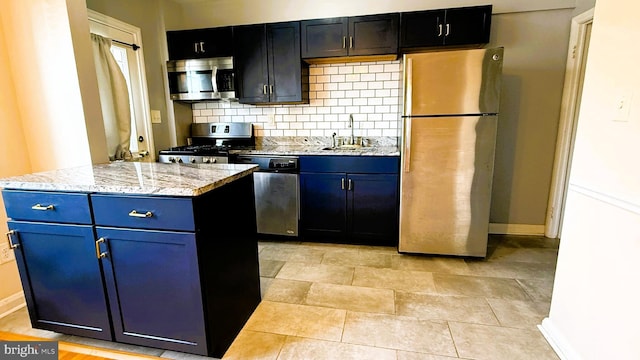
<box><xmin>158</xmin><ymin>122</ymin><xmax>254</xmax><ymax>164</ymax></box>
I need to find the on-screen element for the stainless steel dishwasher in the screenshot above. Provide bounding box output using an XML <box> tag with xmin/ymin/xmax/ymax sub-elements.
<box><xmin>234</xmin><ymin>155</ymin><xmax>299</xmax><ymax>237</ymax></box>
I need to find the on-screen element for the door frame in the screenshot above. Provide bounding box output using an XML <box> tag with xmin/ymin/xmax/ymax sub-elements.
<box><xmin>87</xmin><ymin>9</ymin><xmax>156</xmax><ymax>161</ymax></box>
<box><xmin>545</xmin><ymin>8</ymin><xmax>594</xmax><ymax>238</ymax></box>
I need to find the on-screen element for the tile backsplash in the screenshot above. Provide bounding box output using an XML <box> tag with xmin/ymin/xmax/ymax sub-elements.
<box><xmin>192</xmin><ymin>60</ymin><xmax>403</xmax><ymax>142</ymax></box>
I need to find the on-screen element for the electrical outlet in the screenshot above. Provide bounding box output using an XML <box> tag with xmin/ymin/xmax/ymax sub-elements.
<box><xmin>0</xmin><ymin>242</ymin><xmax>15</xmax><ymax>264</ymax></box>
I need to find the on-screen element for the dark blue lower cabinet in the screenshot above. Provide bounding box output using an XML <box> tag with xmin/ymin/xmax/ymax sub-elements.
<box><xmin>300</xmin><ymin>171</ymin><xmax>399</xmax><ymax>245</ymax></box>
<box><xmin>7</xmin><ymin>220</ymin><xmax>112</xmax><ymax>341</ymax></box>
<box><xmin>96</xmin><ymin>227</ymin><xmax>207</xmax><ymax>355</ymax></box>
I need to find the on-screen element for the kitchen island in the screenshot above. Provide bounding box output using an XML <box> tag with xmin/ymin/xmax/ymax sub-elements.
<box><xmin>0</xmin><ymin>162</ymin><xmax>261</xmax><ymax>358</ymax></box>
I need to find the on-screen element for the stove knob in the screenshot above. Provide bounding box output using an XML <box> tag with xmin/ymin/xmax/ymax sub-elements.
<box><xmin>169</xmin><ymin>157</ymin><xmax>176</xmax><ymax>163</ymax></box>
<box><xmin>177</xmin><ymin>158</ymin><xmax>183</xmax><ymax>163</ymax></box>
<box><xmin>203</xmin><ymin>158</ymin><xmax>211</xmax><ymax>164</ymax></box>
<box><xmin>212</xmin><ymin>158</ymin><xmax>217</xmax><ymax>163</ymax></box>
<box><xmin>190</xmin><ymin>157</ymin><xmax>196</xmax><ymax>163</ymax></box>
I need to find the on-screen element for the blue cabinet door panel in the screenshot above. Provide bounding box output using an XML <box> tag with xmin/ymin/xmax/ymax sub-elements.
<box><xmin>7</xmin><ymin>220</ymin><xmax>112</xmax><ymax>340</ymax></box>
<box><xmin>97</xmin><ymin>227</ymin><xmax>207</xmax><ymax>355</ymax></box>
<box><xmin>299</xmin><ymin>172</ymin><xmax>346</xmax><ymax>239</ymax></box>
<box><xmin>347</xmin><ymin>174</ymin><xmax>399</xmax><ymax>245</ymax></box>
<box><xmin>3</xmin><ymin>190</ymin><xmax>92</xmax><ymax>224</ymax></box>
<box><xmin>91</xmin><ymin>195</ymin><xmax>195</xmax><ymax>231</ymax></box>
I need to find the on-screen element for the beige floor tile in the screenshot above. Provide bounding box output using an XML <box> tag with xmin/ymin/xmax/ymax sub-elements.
<box><xmin>391</xmin><ymin>254</ymin><xmax>471</xmax><ymax>275</ymax></box>
<box><xmin>262</xmin><ymin>279</ymin><xmax>311</xmax><ymax>304</ymax></box>
<box><xmin>493</xmin><ymin>235</ymin><xmax>560</xmax><ymax>249</ymax></box>
<box><xmin>465</xmin><ymin>259</ymin><xmax>556</xmax><ymax>280</ymax></box>
<box><xmin>342</xmin><ymin>311</ymin><xmax>457</xmax><ymax>357</ymax></box>
<box><xmin>352</xmin><ymin>267</ymin><xmax>437</xmax><ymax>293</ymax></box>
<box><xmin>395</xmin><ymin>291</ymin><xmax>499</xmax><ymax>325</ymax></box>
<box><xmin>487</xmin><ymin>247</ymin><xmax>559</xmax><ymax>264</ymax></box>
<box><xmin>259</xmin><ymin>243</ymin><xmax>324</xmax><ymax>264</ymax></box>
<box><xmin>322</xmin><ymin>248</ymin><xmax>392</xmax><ymax>268</ymax></box>
<box><xmin>434</xmin><ymin>273</ymin><xmax>530</xmax><ymax>300</ymax></box>
<box><xmin>304</xmin><ymin>283</ymin><xmax>395</xmax><ymax>314</ymax></box>
<box><xmin>396</xmin><ymin>350</ymin><xmax>459</xmax><ymax>360</ymax></box>
<box><xmin>449</xmin><ymin>321</ymin><xmax>560</xmax><ymax>360</ymax></box>
<box><xmin>277</xmin><ymin>336</ymin><xmax>396</xmax><ymax>360</ymax></box>
<box><xmin>275</xmin><ymin>262</ymin><xmax>354</xmax><ymax>285</ymax></box>
<box><xmin>161</xmin><ymin>350</ymin><xmax>216</xmax><ymax>359</ymax></box>
<box><xmin>222</xmin><ymin>330</ymin><xmax>286</xmax><ymax>360</ymax></box>
<box><xmin>243</xmin><ymin>301</ymin><xmax>346</xmax><ymax>342</ymax></box>
<box><xmin>487</xmin><ymin>298</ymin><xmax>551</xmax><ymax>329</ymax></box>
<box><xmin>260</xmin><ymin>277</ymin><xmax>272</xmax><ymax>299</ymax></box>
<box><xmin>516</xmin><ymin>277</ymin><xmax>555</xmax><ymax>302</ymax></box>
<box><xmin>65</xmin><ymin>335</ymin><xmax>165</xmax><ymax>356</ymax></box>
<box><xmin>259</xmin><ymin>260</ymin><xmax>285</xmax><ymax>278</ymax></box>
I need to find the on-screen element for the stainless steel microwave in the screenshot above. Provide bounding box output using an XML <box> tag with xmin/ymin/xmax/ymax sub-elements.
<box><xmin>167</xmin><ymin>57</ymin><xmax>236</xmax><ymax>101</ymax></box>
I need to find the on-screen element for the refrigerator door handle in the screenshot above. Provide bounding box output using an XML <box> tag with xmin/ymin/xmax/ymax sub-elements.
<box><xmin>403</xmin><ymin>117</ymin><xmax>412</xmax><ymax>173</ymax></box>
<box><xmin>404</xmin><ymin>57</ymin><xmax>413</xmax><ymax>116</ymax></box>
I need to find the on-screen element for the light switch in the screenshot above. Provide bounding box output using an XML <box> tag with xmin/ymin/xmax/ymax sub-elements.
<box><xmin>613</xmin><ymin>92</ymin><xmax>632</xmax><ymax>122</ymax></box>
<box><xmin>151</xmin><ymin>110</ymin><xmax>162</xmax><ymax>124</ymax></box>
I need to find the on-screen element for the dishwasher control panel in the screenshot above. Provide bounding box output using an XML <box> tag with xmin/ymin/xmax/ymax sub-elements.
<box><xmin>234</xmin><ymin>155</ymin><xmax>299</xmax><ymax>173</ymax></box>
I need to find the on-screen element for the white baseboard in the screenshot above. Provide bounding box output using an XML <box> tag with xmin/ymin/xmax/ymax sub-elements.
<box><xmin>0</xmin><ymin>291</ymin><xmax>26</xmax><ymax>319</ymax></box>
<box><xmin>489</xmin><ymin>223</ymin><xmax>546</xmax><ymax>236</ymax></box>
<box><xmin>538</xmin><ymin>317</ymin><xmax>583</xmax><ymax>360</ymax></box>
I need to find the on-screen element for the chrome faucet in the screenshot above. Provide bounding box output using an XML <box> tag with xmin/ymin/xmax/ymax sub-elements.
<box><xmin>348</xmin><ymin>114</ymin><xmax>354</xmax><ymax>145</ymax></box>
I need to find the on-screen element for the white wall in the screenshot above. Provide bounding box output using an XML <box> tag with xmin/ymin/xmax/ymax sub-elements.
<box><xmin>541</xmin><ymin>0</ymin><xmax>640</xmax><ymax>359</ymax></box>
<box><xmin>0</xmin><ymin>0</ymin><xmax>108</xmax><ymax>172</ymax></box>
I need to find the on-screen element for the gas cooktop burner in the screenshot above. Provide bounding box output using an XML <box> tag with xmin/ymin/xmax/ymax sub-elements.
<box><xmin>162</xmin><ymin>144</ymin><xmax>229</xmax><ymax>156</ymax></box>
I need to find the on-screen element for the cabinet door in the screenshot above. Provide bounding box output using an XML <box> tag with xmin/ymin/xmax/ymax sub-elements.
<box><xmin>7</xmin><ymin>221</ymin><xmax>112</xmax><ymax>340</ymax></box>
<box><xmin>268</xmin><ymin>21</ymin><xmax>305</xmax><ymax>103</ymax></box>
<box><xmin>399</xmin><ymin>9</ymin><xmax>445</xmax><ymax>49</ymax></box>
<box><xmin>97</xmin><ymin>227</ymin><xmax>207</xmax><ymax>355</ymax></box>
<box><xmin>167</xmin><ymin>27</ymin><xmax>233</xmax><ymax>60</ymax></box>
<box><xmin>348</xmin><ymin>14</ymin><xmax>399</xmax><ymax>56</ymax></box>
<box><xmin>301</xmin><ymin>17</ymin><xmax>348</xmax><ymax>58</ymax></box>
<box><xmin>234</xmin><ymin>24</ymin><xmax>269</xmax><ymax>103</ymax></box>
<box><xmin>443</xmin><ymin>6</ymin><xmax>492</xmax><ymax>46</ymax></box>
<box><xmin>300</xmin><ymin>172</ymin><xmax>346</xmax><ymax>239</ymax></box>
<box><xmin>347</xmin><ymin>174</ymin><xmax>399</xmax><ymax>245</ymax></box>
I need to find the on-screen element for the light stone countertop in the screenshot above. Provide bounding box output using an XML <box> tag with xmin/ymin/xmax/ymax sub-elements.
<box><xmin>0</xmin><ymin>162</ymin><xmax>258</xmax><ymax>197</ymax></box>
<box><xmin>230</xmin><ymin>145</ymin><xmax>400</xmax><ymax>156</ymax></box>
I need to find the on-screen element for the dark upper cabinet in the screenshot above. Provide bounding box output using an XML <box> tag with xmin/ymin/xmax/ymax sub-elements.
<box><xmin>301</xmin><ymin>13</ymin><xmax>399</xmax><ymax>59</ymax></box>
<box><xmin>400</xmin><ymin>5</ymin><xmax>492</xmax><ymax>50</ymax></box>
<box><xmin>167</xmin><ymin>27</ymin><xmax>233</xmax><ymax>60</ymax></box>
<box><xmin>234</xmin><ymin>22</ymin><xmax>308</xmax><ymax>104</ymax></box>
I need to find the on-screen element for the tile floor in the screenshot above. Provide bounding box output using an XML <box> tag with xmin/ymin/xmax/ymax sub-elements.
<box><xmin>0</xmin><ymin>235</ymin><xmax>560</xmax><ymax>360</ymax></box>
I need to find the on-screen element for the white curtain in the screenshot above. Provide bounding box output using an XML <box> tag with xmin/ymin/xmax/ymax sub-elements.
<box><xmin>91</xmin><ymin>33</ymin><xmax>132</xmax><ymax>161</ymax></box>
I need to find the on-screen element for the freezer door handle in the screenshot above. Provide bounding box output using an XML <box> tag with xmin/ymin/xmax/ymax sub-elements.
<box><xmin>403</xmin><ymin>117</ymin><xmax>412</xmax><ymax>173</ymax></box>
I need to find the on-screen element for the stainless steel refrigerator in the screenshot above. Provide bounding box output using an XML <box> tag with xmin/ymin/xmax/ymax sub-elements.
<box><xmin>398</xmin><ymin>47</ymin><xmax>503</xmax><ymax>257</ymax></box>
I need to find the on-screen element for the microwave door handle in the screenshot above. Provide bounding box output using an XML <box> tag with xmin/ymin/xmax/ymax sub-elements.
<box><xmin>211</xmin><ymin>66</ymin><xmax>218</xmax><ymax>95</ymax></box>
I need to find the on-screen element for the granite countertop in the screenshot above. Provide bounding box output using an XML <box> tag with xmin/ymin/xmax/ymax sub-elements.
<box><xmin>0</xmin><ymin>162</ymin><xmax>258</xmax><ymax>197</ymax></box>
<box><xmin>230</xmin><ymin>145</ymin><xmax>400</xmax><ymax>156</ymax></box>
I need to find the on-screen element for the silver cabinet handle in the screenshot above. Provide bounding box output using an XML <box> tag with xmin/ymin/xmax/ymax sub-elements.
<box><xmin>31</xmin><ymin>204</ymin><xmax>54</xmax><ymax>211</ymax></box>
<box><xmin>446</xmin><ymin>23</ymin><xmax>451</xmax><ymax>36</ymax></box>
<box><xmin>194</xmin><ymin>42</ymin><xmax>199</xmax><ymax>53</ymax></box>
<box><xmin>348</xmin><ymin>179</ymin><xmax>353</xmax><ymax>191</ymax></box>
<box><xmin>95</xmin><ymin>238</ymin><xmax>107</xmax><ymax>259</ymax></box>
<box><xmin>263</xmin><ymin>85</ymin><xmax>268</xmax><ymax>94</ymax></box>
<box><xmin>438</xmin><ymin>23</ymin><xmax>443</xmax><ymax>37</ymax></box>
<box><xmin>6</xmin><ymin>230</ymin><xmax>18</xmax><ymax>249</ymax></box>
<box><xmin>342</xmin><ymin>36</ymin><xmax>346</xmax><ymax>49</ymax></box>
<box><xmin>200</xmin><ymin>41</ymin><xmax>205</xmax><ymax>53</ymax></box>
<box><xmin>128</xmin><ymin>210</ymin><xmax>153</xmax><ymax>218</ymax></box>
<box><xmin>341</xmin><ymin>178</ymin><xmax>345</xmax><ymax>190</ymax></box>
<box><xmin>349</xmin><ymin>36</ymin><xmax>353</xmax><ymax>49</ymax></box>
<box><xmin>269</xmin><ymin>85</ymin><xmax>273</xmax><ymax>94</ymax></box>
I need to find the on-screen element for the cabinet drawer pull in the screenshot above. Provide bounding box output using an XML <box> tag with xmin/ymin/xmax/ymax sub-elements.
<box><xmin>349</xmin><ymin>36</ymin><xmax>353</xmax><ymax>49</ymax></box>
<box><xmin>269</xmin><ymin>85</ymin><xmax>273</xmax><ymax>94</ymax></box>
<box><xmin>263</xmin><ymin>85</ymin><xmax>268</xmax><ymax>94</ymax></box>
<box><xmin>194</xmin><ymin>42</ymin><xmax>199</xmax><ymax>53</ymax></box>
<box><xmin>342</xmin><ymin>36</ymin><xmax>346</xmax><ymax>49</ymax></box>
<box><xmin>438</xmin><ymin>23</ymin><xmax>443</xmax><ymax>37</ymax></box>
<box><xmin>31</xmin><ymin>204</ymin><xmax>54</xmax><ymax>211</ymax></box>
<box><xmin>341</xmin><ymin>178</ymin><xmax>345</xmax><ymax>190</ymax></box>
<box><xmin>6</xmin><ymin>230</ymin><xmax>18</xmax><ymax>249</ymax></box>
<box><xmin>128</xmin><ymin>210</ymin><xmax>153</xmax><ymax>218</ymax></box>
<box><xmin>348</xmin><ymin>179</ymin><xmax>353</xmax><ymax>191</ymax></box>
<box><xmin>95</xmin><ymin>238</ymin><xmax>107</xmax><ymax>259</ymax></box>
<box><xmin>445</xmin><ymin>23</ymin><xmax>451</xmax><ymax>36</ymax></box>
